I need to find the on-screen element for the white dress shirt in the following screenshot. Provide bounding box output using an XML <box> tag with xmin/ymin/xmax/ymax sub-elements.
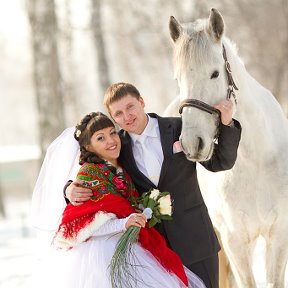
<box><xmin>129</xmin><ymin>115</ymin><xmax>164</xmax><ymax>186</ymax></box>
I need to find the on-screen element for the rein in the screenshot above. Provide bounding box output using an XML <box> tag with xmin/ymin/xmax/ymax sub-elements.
<box><xmin>179</xmin><ymin>44</ymin><xmax>238</xmax><ymax>116</ymax></box>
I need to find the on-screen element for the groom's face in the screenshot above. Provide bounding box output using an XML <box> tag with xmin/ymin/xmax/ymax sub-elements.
<box><xmin>108</xmin><ymin>94</ymin><xmax>148</xmax><ymax>135</ymax></box>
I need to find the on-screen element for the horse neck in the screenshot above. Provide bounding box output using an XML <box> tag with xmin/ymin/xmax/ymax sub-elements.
<box><xmin>236</xmin><ymin>64</ymin><xmax>287</xmax><ymax>124</ymax></box>
<box><xmin>223</xmin><ymin>39</ymin><xmax>280</xmax><ymax>120</ymax></box>
<box><xmin>223</xmin><ymin>39</ymin><xmax>288</xmax><ymax>159</ymax></box>
<box><xmin>222</xmin><ymin>39</ymin><xmax>259</xmax><ymax>118</ymax></box>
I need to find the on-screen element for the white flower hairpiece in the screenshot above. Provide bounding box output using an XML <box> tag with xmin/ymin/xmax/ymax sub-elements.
<box><xmin>76</xmin><ymin>129</ymin><xmax>81</xmax><ymax>138</ymax></box>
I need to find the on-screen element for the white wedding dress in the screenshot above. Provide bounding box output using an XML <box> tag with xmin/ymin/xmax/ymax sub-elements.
<box><xmin>31</xmin><ymin>217</ymin><xmax>206</xmax><ymax>288</ymax></box>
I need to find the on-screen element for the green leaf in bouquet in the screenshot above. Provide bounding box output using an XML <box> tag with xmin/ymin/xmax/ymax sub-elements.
<box><xmin>154</xmin><ymin>209</ymin><xmax>161</xmax><ymax>217</ymax></box>
<box><xmin>148</xmin><ymin>219</ymin><xmax>157</xmax><ymax>228</ymax></box>
<box><xmin>141</xmin><ymin>191</ymin><xmax>149</xmax><ymax>198</ymax></box>
<box><xmin>148</xmin><ymin>216</ymin><xmax>161</xmax><ymax>228</ymax></box>
<box><xmin>147</xmin><ymin>198</ymin><xmax>156</xmax><ymax>209</ymax></box>
<box><xmin>159</xmin><ymin>215</ymin><xmax>173</xmax><ymax>221</ymax></box>
<box><xmin>142</xmin><ymin>194</ymin><xmax>149</xmax><ymax>207</ymax></box>
<box><xmin>159</xmin><ymin>191</ymin><xmax>170</xmax><ymax>197</ymax></box>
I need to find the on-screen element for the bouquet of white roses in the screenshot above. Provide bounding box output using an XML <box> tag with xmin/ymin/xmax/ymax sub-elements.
<box><xmin>110</xmin><ymin>189</ymin><xmax>173</xmax><ymax>288</ymax></box>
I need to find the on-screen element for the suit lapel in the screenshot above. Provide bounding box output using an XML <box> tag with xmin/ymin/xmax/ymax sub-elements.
<box><xmin>156</xmin><ymin>116</ymin><xmax>174</xmax><ymax>187</ymax></box>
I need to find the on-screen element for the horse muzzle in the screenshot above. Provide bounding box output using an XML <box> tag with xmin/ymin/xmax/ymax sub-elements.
<box><xmin>180</xmin><ymin>132</ymin><xmax>215</xmax><ymax>162</ymax></box>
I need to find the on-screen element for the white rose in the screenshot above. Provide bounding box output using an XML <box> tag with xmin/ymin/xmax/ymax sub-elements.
<box><xmin>158</xmin><ymin>194</ymin><xmax>172</xmax><ymax>216</ymax></box>
<box><xmin>149</xmin><ymin>189</ymin><xmax>160</xmax><ymax>200</ymax></box>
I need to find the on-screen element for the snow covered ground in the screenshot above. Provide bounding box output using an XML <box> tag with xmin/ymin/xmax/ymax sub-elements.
<box><xmin>0</xmin><ymin>199</ymin><xmax>36</xmax><ymax>288</ymax></box>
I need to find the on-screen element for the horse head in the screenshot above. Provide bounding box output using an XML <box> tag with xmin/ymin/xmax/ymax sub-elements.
<box><xmin>169</xmin><ymin>8</ymin><xmax>237</xmax><ymax>161</ymax></box>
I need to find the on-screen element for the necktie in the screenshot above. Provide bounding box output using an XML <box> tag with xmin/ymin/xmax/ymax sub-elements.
<box><xmin>137</xmin><ymin>135</ymin><xmax>161</xmax><ymax>186</ymax></box>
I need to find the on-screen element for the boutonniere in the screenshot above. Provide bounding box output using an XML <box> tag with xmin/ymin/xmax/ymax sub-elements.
<box><xmin>173</xmin><ymin>140</ymin><xmax>183</xmax><ymax>153</ymax></box>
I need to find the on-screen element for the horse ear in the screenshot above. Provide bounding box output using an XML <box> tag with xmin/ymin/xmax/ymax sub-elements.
<box><xmin>207</xmin><ymin>8</ymin><xmax>224</xmax><ymax>42</ymax></box>
<box><xmin>169</xmin><ymin>16</ymin><xmax>182</xmax><ymax>42</ymax></box>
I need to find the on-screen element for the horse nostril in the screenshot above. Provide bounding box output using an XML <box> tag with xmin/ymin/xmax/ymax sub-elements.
<box><xmin>197</xmin><ymin>137</ymin><xmax>204</xmax><ymax>151</ymax></box>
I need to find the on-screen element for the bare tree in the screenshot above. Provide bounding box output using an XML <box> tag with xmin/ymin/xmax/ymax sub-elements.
<box><xmin>273</xmin><ymin>0</ymin><xmax>288</xmax><ymax>112</ymax></box>
<box><xmin>27</xmin><ymin>0</ymin><xmax>65</xmax><ymax>159</ymax></box>
<box><xmin>0</xmin><ymin>183</ymin><xmax>5</xmax><ymax>218</ymax></box>
<box><xmin>91</xmin><ymin>0</ymin><xmax>110</xmax><ymax>96</ymax></box>
<box><xmin>59</xmin><ymin>0</ymin><xmax>80</xmax><ymax>125</ymax></box>
<box><xmin>102</xmin><ymin>0</ymin><xmax>193</xmax><ymax>112</ymax></box>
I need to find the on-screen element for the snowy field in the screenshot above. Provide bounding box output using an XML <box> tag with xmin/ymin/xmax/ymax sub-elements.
<box><xmin>0</xmin><ymin>199</ymin><xmax>36</xmax><ymax>288</ymax></box>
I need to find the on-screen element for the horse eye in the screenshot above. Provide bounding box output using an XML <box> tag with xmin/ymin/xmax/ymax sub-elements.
<box><xmin>210</xmin><ymin>71</ymin><xmax>219</xmax><ymax>79</ymax></box>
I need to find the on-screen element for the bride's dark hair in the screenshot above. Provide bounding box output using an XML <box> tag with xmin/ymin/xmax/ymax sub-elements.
<box><xmin>74</xmin><ymin>112</ymin><xmax>115</xmax><ymax>165</ymax></box>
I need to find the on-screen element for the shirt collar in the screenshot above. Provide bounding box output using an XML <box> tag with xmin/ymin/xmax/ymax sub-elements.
<box><xmin>129</xmin><ymin>115</ymin><xmax>159</xmax><ymax>144</ymax></box>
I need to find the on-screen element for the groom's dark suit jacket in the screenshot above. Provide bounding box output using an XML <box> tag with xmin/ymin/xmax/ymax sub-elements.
<box><xmin>118</xmin><ymin>113</ymin><xmax>241</xmax><ymax>266</ymax></box>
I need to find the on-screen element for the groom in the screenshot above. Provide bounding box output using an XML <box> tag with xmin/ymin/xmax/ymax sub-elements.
<box><xmin>65</xmin><ymin>82</ymin><xmax>241</xmax><ymax>288</ymax></box>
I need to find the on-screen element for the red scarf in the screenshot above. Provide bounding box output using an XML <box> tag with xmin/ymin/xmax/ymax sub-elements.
<box><xmin>55</xmin><ymin>163</ymin><xmax>188</xmax><ymax>286</ymax></box>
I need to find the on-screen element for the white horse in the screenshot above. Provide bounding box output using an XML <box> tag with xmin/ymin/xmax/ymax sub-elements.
<box><xmin>164</xmin><ymin>8</ymin><xmax>288</xmax><ymax>288</ymax></box>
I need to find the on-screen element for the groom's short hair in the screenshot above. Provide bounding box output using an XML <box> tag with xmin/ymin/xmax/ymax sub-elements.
<box><xmin>103</xmin><ymin>82</ymin><xmax>141</xmax><ymax>112</ymax></box>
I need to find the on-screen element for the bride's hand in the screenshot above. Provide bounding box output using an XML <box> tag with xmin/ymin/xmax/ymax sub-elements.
<box><xmin>125</xmin><ymin>213</ymin><xmax>147</xmax><ymax>229</ymax></box>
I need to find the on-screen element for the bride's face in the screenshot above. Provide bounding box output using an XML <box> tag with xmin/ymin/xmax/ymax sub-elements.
<box><xmin>86</xmin><ymin>126</ymin><xmax>121</xmax><ymax>163</ymax></box>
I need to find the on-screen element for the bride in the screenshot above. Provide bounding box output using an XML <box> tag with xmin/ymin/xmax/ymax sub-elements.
<box><xmin>31</xmin><ymin>112</ymin><xmax>205</xmax><ymax>288</ymax></box>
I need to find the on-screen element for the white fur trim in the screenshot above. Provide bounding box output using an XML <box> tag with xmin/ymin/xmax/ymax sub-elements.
<box><xmin>53</xmin><ymin>211</ymin><xmax>116</xmax><ymax>250</ymax></box>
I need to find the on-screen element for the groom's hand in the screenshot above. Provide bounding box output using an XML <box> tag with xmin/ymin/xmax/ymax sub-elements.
<box><xmin>65</xmin><ymin>179</ymin><xmax>93</xmax><ymax>206</ymax></box>
<box><xmin>214</xmin><ymin>99</ymin><xmax>234</xmax><ymax>126</ymax></box>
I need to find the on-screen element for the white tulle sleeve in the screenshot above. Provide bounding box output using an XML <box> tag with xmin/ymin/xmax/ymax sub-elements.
<box><xmin>30</xmin><ymin>127</ymin><xmax>81</xmax><ymax>233</ymax></box>
<box><xmin>92</xmin><ymin>217</ymin><xmax>129</xmax><ymax>237</ymax></box>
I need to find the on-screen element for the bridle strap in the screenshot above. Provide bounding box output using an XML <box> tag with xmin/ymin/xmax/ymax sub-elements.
<box><xmin>179</xmin><ymin>99</ymin><xmax>221</xmax><ymax>116</ymax></box>
<box><xmin>222</xmin><ymin>44</ymin><xmax>238</xmax><ymax>102</ymax></box>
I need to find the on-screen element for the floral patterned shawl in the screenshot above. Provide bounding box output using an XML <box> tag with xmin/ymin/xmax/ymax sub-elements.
<box><xmin>53</xmin><ymin>162</ymin><xmax>188</xmax><ymax>286</ymax></box>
